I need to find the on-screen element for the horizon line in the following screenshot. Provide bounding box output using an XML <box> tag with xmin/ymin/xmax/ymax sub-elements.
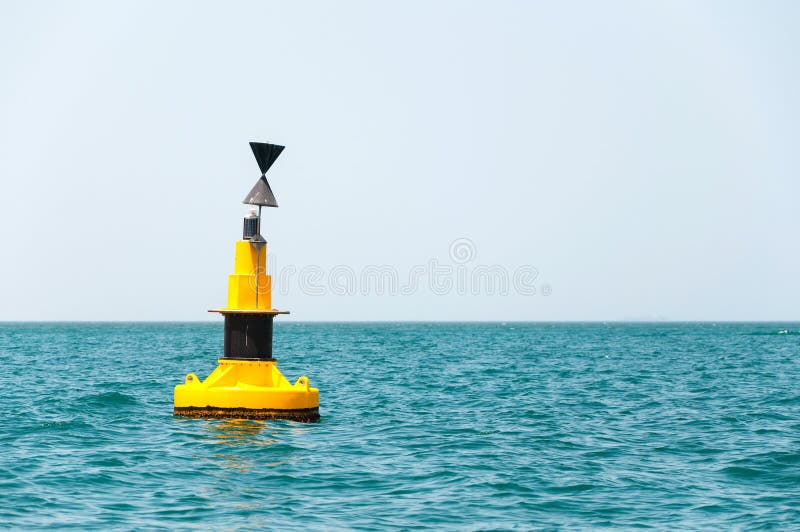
<box><xmin>0</xmin><ymin>320</ymin><xmax>798</xmax><ymax>324</ymax></box>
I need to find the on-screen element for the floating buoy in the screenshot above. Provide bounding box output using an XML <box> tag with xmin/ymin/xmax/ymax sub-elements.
<box><xmin>173</xmin><ymin>142</ymin><xmax>320</xmax><ymax>422</ymax></box>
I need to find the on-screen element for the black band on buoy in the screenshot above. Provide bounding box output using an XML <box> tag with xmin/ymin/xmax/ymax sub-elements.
<box><xmin>223</xmin><ymin>314</ymin><xmax>274</xmax><ymax>360</ymax></box>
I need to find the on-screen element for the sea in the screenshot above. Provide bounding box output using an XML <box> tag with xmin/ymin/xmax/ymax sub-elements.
<box><xmin>0</xmin><ymin>322</ymin><xmax>798</xmax><ymax>530</ymax></box>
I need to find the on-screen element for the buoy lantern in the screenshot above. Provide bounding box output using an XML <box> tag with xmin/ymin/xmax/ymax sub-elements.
<box><xmin>173</xmin><ymin>142</ymin><xmax>320</xmax><ymax>422</ymax></box>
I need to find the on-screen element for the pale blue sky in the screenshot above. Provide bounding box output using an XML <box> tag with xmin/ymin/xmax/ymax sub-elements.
<box><xmin>0</xmin><ymin>1</ymin><xmax>797</xmax><ymax>321</ymax></box>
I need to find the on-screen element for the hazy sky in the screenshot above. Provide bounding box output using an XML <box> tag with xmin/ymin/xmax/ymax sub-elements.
<box><xmin>1</xmin><ymin>1</ymin><xmax>797</xmax><ymax>321</ymax></box>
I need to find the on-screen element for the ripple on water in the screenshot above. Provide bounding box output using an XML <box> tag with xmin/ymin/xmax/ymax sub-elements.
<box><xmin>76</xmin><ymin>391</ymin><xmax>141</xmax><ymax>408</ymax></box>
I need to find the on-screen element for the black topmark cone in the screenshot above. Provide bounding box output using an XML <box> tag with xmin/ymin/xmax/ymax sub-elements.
<box><xmin>243</xmin><ymin>142</ymin><xmax>285</xmax><ymax>207</ymax></box>
<box><xmin>250</xmin><ymin>141</ymin><xmax>284</xmax><ymax>174</ymax></box>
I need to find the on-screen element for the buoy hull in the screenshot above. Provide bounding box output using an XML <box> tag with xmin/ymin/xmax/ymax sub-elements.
<box><xmin>173</xmin><ymin>359</ymin><xmax>319</xmax><ymax>423</ymax></box>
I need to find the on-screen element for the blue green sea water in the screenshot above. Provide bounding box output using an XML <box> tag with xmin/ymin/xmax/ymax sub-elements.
<box><xmin>1</xmin><ymin>322</ymin><xmax>799</xmax><ymax>529</ymax></box>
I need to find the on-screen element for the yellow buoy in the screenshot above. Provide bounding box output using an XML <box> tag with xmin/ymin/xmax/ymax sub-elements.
<box><xmin>173</xmin><ymin>141</ymin><xmax>320</xmax><ymax>422</ymax></box>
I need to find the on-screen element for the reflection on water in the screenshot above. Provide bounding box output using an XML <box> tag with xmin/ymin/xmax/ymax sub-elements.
<box><xmin>206</xmin><ymin>419</ymin><xmax>273</xmax><ymax>446</ymax></box>
<box><xmin>211</xmin><ymin>452</ymin><xmax>255</xmax><ymax>473</ymax></box>
<box><xmin>205</xmin><ymin>418</ymin><xmax>312</xmax><ymax>445</ymax></box>
<box><xmin>199</xmin><ymin>419</ymin><xmax>313</xmax><ymax>472</ymax></box>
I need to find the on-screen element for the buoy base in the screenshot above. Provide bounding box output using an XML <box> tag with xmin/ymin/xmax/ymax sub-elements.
<box><xmin>173</xmin><ymin>406</ymin><xmax>319</xmax><ymax>422</ymax></box>
<box><xmin>173</xmin><ymin>359</ymin><xmax>319</xmax><ymax>423</ymax></box>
